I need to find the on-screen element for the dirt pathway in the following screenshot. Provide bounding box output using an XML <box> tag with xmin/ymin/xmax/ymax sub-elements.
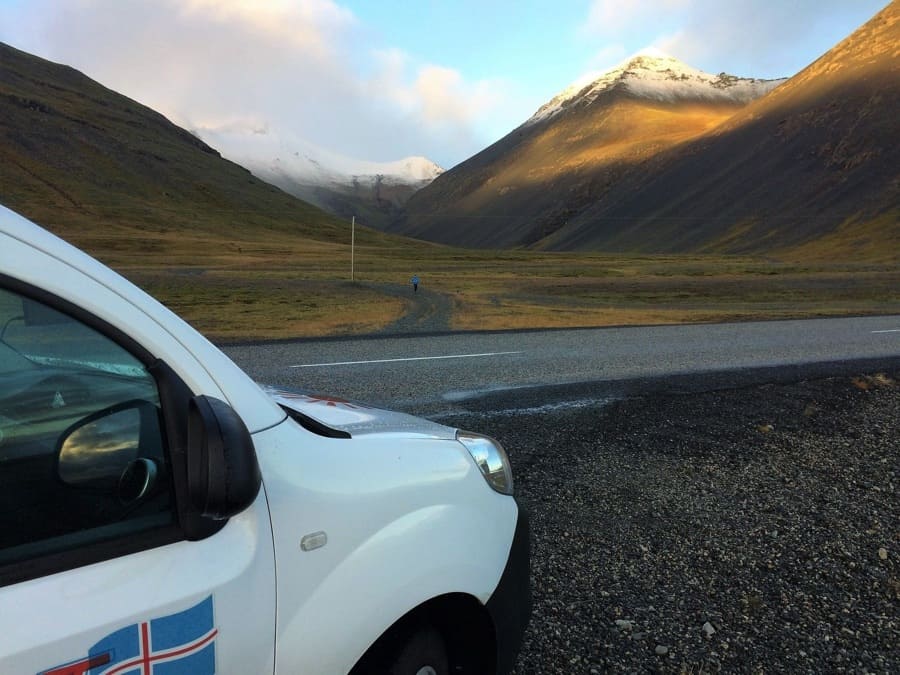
<box><xmin>364</xmin><ymin>283</ymin><xmax>453</xmax><ymax>334</ymax></box>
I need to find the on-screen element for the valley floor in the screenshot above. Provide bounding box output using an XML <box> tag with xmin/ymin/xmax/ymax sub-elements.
<box><xmin>126</xmin><ymin>255</ymin><xmax>900</xmax><ymax>341</ymax></box>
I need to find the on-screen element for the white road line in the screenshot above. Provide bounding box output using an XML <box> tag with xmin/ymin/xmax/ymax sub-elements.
<box><xmin>290</xmin><ymin>351</ymin><xmax>524</xmax><ymax>368</ymax></box>
<box><xmin>871</xmin><ymin>329</ymin><xmax>900</xmax><ymax>334</ymax></box>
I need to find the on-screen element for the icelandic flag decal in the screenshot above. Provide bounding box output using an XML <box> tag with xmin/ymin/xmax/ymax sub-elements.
<box><xmin>40</xmin><ymin>596</ymin><xmax>217</xmax><ymax>675</ymax></box>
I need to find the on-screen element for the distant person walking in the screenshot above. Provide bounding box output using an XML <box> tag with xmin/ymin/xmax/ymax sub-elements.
<box><xmin>411</xmin><ymin>275</ymin><xmax>420</xmax><ymax>293</ymax></box>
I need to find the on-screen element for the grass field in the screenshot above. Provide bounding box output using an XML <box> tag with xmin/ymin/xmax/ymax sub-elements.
<box><xmin>95</xmin><ymin>226</ymin><xmax>900</xmax><ymax>341</ymax></box>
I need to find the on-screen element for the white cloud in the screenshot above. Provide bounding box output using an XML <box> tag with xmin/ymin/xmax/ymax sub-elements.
<box><xmin>0</xmin><ymin>0</ymin><xmax>886</xmax><ymax>167</ymax></box>
<box><xmin>415</xmin><ymin>66</ymin><xmax>500</xmax><ymax>127</ymax></box>
<box><xmin>179</xmin><ymin>0</ymin><xmax>356</xmax><ymax>56</ymax></box>
<box><xmin>587</xmin><ymin>44</ymin><xmax>629</xmax><ymax>71</ymax></box>
<box><xmin>578</xmin><ymin>0</ymin><xmax>887</xmax><ymax>79</ymax></box>
<box><xmin>368</xmin><ymin>48</ymin><xmax>417</xmax><ymax>112</ymax></box>
<box><xmin>0</xmin><ymin>0</ymin><xmax>505</xmax><ymax>167</ymax></box>
<box><xmin>584</xmin><ymin>0</ymin><xmax>691</xmax><ymax>34</ymax></box>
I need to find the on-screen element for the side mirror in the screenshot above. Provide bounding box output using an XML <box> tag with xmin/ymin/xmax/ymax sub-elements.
<box><xmin>57</xmin><ymin>400</ymin><xmax>163</xmax><ymax>505</ymax></box>
<box><xmin>187</xmin><ymin>396</ymin><xmax>261</xmax><ymax>520</ymax></box>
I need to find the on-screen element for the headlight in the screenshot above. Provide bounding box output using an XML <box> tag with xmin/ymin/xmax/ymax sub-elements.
<box><xmin>457</xmin><ymin>431</ymin><xmax>514</xmax><ymax>495</ymax></box>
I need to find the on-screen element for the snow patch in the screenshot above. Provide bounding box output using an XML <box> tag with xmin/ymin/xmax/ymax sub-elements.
<box><xmin>527</xmin><ymin>49</ymin><xmax>787</xmax><ymax>125</ymax></box>
<box><xmin>194</xmin><ymin>122</ymin><xmax>443</xmax><ymax>188</ymax></box>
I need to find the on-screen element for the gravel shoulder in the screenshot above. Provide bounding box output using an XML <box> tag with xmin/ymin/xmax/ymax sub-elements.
<box><xmin>444</xmin><ymin>372</ymin><xmax>899</xmax><ymax>673</ymax></box>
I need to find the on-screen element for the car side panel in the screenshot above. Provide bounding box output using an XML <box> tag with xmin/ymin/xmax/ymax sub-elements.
<box><xmin>255</xmin><ymin>421</ymin><xmax>518</xmax><ymax>674</ymax></box>
<box><xmin>0</xmin><ymin>495</ymin><xmax>276</xmax><ymax>674</ymax></box>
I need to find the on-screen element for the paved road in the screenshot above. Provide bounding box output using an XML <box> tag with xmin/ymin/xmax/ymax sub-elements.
<box><xmin>221</xmin><ymin>315</ymin><xmax>900</xmax><ymax>417</ymax></box>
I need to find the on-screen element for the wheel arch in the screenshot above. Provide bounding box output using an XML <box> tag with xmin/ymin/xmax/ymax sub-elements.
<box><xmin>349</xmin><ymin>592</ymin><xmax>496</xmax><ymax>675</ymax></box>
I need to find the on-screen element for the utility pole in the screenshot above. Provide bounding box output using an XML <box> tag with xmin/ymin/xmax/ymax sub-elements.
<box><xmin>351</xmin><ymin>215</ymin><xmax>355</xmax><ymax>282</ymax></box>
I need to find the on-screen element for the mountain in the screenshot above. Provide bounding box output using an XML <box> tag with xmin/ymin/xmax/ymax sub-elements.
<box><xmin>393</xmin><ymin>4</ymin><xmax>898</xmax><ymax>262</ymax></box>
<box><xmin>196</xmin><ymin>124</ymin><xmax>443</xmax><ymax>229</ymax></box>
<box><xmin>391</xmin><ymin>51</ymin><xmax>784</xmax><ymax>248</ymax></box>
<box><xmin>540</xmin><ymin>2</ymin><xmax>899</xmax><ymax>260</ymax></box>
<box><xmin>528</xmin><ymin>48</ymin><xmax>782</xmax><ymax>124</ymax></box>
<box><xmin>0</xmin><ymin>41</ymin><xmax>360</xmax><ymax>258</ymax></box>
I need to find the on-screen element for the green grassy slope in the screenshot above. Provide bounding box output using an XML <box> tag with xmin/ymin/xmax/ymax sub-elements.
<box><xmin>0</xmin><ymin>41</ymin><xmax>393</xmax><ymax>259</ymax></box>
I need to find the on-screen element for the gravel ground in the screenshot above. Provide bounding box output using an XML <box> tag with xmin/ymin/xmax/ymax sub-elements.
<box><xmin>444</xmin><ymin>372</ymin><xmax>899</xmax><ymax>673</ymax></box>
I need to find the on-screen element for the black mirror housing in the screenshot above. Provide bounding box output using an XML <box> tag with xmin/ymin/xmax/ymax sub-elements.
<box><xmin>187</xmin><ymin>395</ymin><xmax>261</xmax><ymax>520</ymax></box>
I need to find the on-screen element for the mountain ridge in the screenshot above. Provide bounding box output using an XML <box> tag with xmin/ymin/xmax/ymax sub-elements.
<box><xmin>195</xmin><ymin>123</ymin><xmax>443</xmax><ymax>228</ymax></box>
<box><xmin>392</xmin><ymin>4</ymin><xmax>898</xmax><ymax>260</ymax></box>
<box><xmin>0</xmin><ymin>40</ymin><xmax>386</xmax><ymax>260</ymax></box>
<box><xmin>541</xmin><ymin>1</ymin><xmax>899</xmax><ymax>258</ymax></box>
<box><xmin>528</xmin><ymin>49</ymin><xmax>786</xmax><ymax>125</ymax></box>
<box><xmin>392</xmin><ymin>53</ymin><xmax>781</xmax><ymax>248</ymax></box>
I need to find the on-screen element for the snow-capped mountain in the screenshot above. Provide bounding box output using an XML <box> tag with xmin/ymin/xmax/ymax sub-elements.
<box><xmin>192</xmin><ymin>122</ymin><xmax>443</xmax><ymax>225</ymax></box>
<box><xmin>196</xmin><ymin>123</ymin><xmax>442</xmax><ymax>188</ymax></box>
<box><xmin>394</xmin><ymin>50</ymin><xmax>792</xmax><ymax>249</ymax></box>
<box><xmin>528</xmin><ymin>49</ymin><xmax>786</xmax><ymax>125</ymax></box>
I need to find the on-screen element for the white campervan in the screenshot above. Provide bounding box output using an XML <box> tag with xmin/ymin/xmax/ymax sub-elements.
<box><xmin>0</xmin><ymin>205</ymin><xmax>530</xmax><ymax>675</ymax></box>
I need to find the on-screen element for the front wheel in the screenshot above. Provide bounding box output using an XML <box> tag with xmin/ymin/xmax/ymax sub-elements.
<box><xmin>388</xmin><ymin>626</ymin><xmax>449</xmax><ymax>675</ymax></box>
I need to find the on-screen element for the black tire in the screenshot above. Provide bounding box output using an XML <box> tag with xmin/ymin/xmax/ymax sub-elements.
<box><xmin>388</xmin><ymin>626</ymin><xmax>449</xmax><ymax>675</ymax></box>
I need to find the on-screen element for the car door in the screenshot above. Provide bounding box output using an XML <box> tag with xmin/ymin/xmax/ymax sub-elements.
<box><xmin>0</xmin><ymin>282</ymin><xmax>276</xmax><ymax>674</ymax></box>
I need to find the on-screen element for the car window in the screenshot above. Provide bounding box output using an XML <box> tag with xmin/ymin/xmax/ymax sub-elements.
<box><xmin>0</xmin><ymin>287</ymin><xmax>174</xmax><ymax>565</ymax></box>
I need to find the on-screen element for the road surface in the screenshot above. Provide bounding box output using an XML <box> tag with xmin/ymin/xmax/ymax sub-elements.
<box><xmin>221</xmin><ymin>315</ymin><xmax>900</xmax><ymax>417</ymax></box>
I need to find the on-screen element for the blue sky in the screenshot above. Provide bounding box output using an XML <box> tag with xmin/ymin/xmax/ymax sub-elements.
<box><xmin>0</xmin><ymin>1</ymin><xmax>890</xmax><ymax>168</ymax></box>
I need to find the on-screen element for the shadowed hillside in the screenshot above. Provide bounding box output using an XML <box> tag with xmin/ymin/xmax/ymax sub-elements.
<box><xmin>0</xmin><ymin>41</ymin><xmax>374</xmax><ymax>260</ymax></box>
<box><xmin>542</xmin><ymin>1</ymin><xmax>899</xmax><ymax>261</ymax></box>
<box><xmin>393</xmin><ymin>4</ymin><xmax>898</xmax><ymax>262</ymax></box>
<box><xmin>393</xmin><ymin>54</ymin><xmax>782</xmax><ymax>249</ymax></box>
